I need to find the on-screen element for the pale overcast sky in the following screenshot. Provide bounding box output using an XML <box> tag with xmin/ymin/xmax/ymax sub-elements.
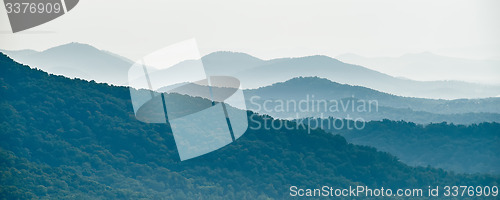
<box><xmin>0</xmin><ymin>0</ymin><xmax>499</xmax><ymax>61</ymax></box>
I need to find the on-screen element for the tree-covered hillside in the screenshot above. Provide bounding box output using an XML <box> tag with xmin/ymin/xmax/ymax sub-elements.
<box><xmin>339</xmin><ymin>120</ymin><xmax>500</xmax><ymax>174</ymax></box>
<box><xmin>0</xmin><ymin>53</ymin><xmax>498</xmax><ymax>199</ymax></box>
<box><xmin>304</xmin><ymin>118</ymin><xmax>500</xmax><ymax>174</ymax></box>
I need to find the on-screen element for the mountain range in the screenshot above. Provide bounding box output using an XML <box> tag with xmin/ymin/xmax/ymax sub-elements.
<box><xmin>3</xmin><ymin>44</ymin><xmax>500</xmax><ymax>125</ymax></box>
<box><xmin>1</xmin><ymin>43</ymin><xmax>132</xmax><ymax>86</ymax></box>
<box><xmin>246</xmin><ymin>77</ymin><xmax>500</xmax><ymax>114</ymax></box>
<box><xmin>244</xmin><ymin>77</ymin><xmax>500</xmax><ymax>124</ymax></box>
<box><xmin>3</xmin><ymin>53</ymin><xmax>499</xmax><ymax>199</ymax></box>
<box><xmin>213</xmin><ymin>53</ymin><xmax>499</xmax><ymax>99</ymax></box>
<box><xmin>2</xmin><ymin>43</ymin><xmax>500</xmax><ymax>99</ymax></box>
<box><xmin>337</xmin><ymin>52</ymin><xmax>500</xmax><ymax>85</ymax></box>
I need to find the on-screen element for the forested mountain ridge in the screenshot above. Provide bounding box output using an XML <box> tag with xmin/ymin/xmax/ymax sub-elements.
<box><xmin>0</xmin><ymin>53</ymin><xmax>499</xmax><ymax>199</ymax></box>
<box><xmin>302</xmin><ymin>118</ymin><xmax>500</xmax><ymax>174</ymax></box>
<box><xmin>246</xmin><ymin>77</ymin><xmax>500</xmax><ymax>114</ymax></box>
<box><xmin>245</xmin><ymin>77</ymin><xmax>500</xmax><ymax>124</ymax></box>
<box><xmin>339</xmin><ymin>120</ymin><xmax>500</xmax><ymax>174</ymax></box>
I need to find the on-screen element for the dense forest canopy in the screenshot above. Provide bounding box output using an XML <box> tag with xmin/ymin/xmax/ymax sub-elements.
<box><xmin>303</xmin><ymin>118</ymin><xmax>500</xmax><ymax>174</ymax></box>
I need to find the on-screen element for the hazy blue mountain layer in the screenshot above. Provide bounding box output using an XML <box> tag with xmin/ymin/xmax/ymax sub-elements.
<box><xmin>337</xmin><ymin>52</ymin><xmax>500</xmax><ymax>85</ymax></box>
<box><xmin>3</xmin><ymin>44</ymin><xmax>499</xmax><ymax>99</ymax></box>
<box><xmin>245</xmin><ymin>77</ymin><xmax>500</xmax><ymax>124</ymax></box>
<box><xmin>1</xmin><ymin>43</ymin><xmax>132</xmax><ymax>86</ymax></box>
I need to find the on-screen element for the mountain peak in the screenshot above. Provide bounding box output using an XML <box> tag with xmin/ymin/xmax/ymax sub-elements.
<box><xmin>203</xmin><ymin>51</ymin><xmax>263</xmax><ymax>62</ymax></box>
<box><xmin>257</xmin><ymin>76</ymin><xmax>363</xmax><ymax>92</ymax></box>
<box><xmin>284</xmin><ymin>76</ymin><xmax>340</xmax><ymax>85</ymax></box>
<box><xmin>201</xmin><ymin>51</ymin><xmax>265</xmax><ymax>75</ymax></box>
<box><xmin>299</xmin><ymin>54</ymin><xmax>343</xmax><ymax>63</ymax></box>
<box><xmin>44</xmin><ymin>42</ymin><xmax>100</xmax><ymax>54</ymax></box>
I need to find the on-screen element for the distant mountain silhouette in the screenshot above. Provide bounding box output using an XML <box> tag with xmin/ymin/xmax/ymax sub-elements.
<box><xmin>202</xmin><ymin>52</ymin><xmax>500</xmax><ymax>99</ymax></box>
<box><xmin>1</xmin><ymin>43</ymin><xmax>132</xmax><ymax>86</ymax></box>
<box><xmin>245</xmin><ymin>77</ymin><xmax>500</xmax><ymax>124</ymax></box>
<box><xmin>202</xmin><ymin>51</ymin><xmax>266</xmax><ymax>76</ymax></box>
<box><xmin>247</xmin><ymin>77</ymin><xmax>500</xmax><ymax>114</ymax></box>
<box><xmin>337</xmin><ymin>52</ymin><xmax>500</xmax><ymax>85</ymax></box>
<box><xmin>217</xmin><ymin>53</ymin><xmax>500</xmax><ymax>99</ymax></box>
<box><xmin>2</xmin><ymin>45</ymin><xmax>499</xmax><ymax>99</ymax></box>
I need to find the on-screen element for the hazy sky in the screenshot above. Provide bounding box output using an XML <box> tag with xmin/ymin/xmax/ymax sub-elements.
<box><xmin>1</xmin><ymin>0</ymin><xmax>499</xmax><ymax>61</ymax></box>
